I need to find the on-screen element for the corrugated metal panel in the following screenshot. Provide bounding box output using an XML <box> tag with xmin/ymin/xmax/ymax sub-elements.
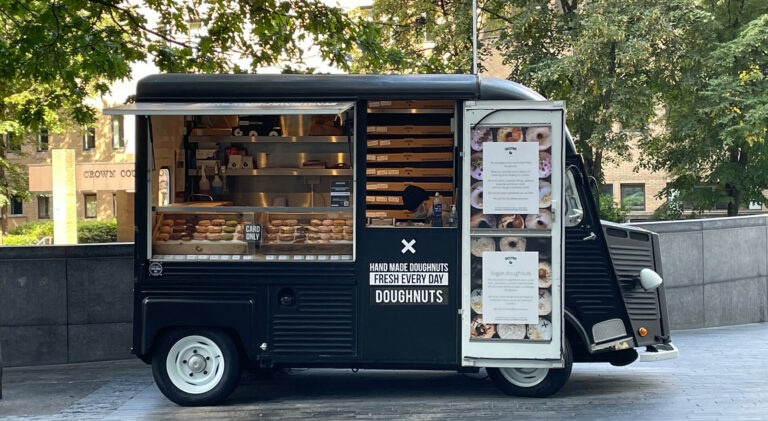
<box><xmin>272</xmin><ymin>286</ymin><xmax>356</xmax><ymax>355</ymax></box>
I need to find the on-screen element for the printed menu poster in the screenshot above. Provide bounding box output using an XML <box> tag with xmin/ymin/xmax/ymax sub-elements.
<box><xmin>482</xmin><ymin>251</ymin><xmax>539</xmax><ymax>324</ymax></box>
<box><xmin>483</xmin><ymin>142</ymin><xmax>539</xmax><ymax>214</ymax></box>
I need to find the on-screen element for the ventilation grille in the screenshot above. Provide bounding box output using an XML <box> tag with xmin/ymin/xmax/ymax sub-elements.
<box><xmin>605</xmin><ymin>230</ymin><xmax>661</xmax><ymax>321</ymax></box>
<box><xmin>271</xmin><ymin>286</ymin><xmax>356</xmax><ymax>355</ymax></box>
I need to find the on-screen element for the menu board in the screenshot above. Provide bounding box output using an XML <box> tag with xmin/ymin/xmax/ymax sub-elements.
<box><xmin>482</xmin><ymin>142</ymin><xmax>539</xmax><ymax>215</ymax></box>
<box><xmin>482</xmin><ymin>251</ymin><xmax>539</xmax><ymax>324</ymax></box>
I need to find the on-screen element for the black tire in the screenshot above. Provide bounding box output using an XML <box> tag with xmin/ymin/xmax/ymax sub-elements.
<box><xmin>152</xmin><ymin>328</ymin><xmax>241</xmax><ymax>406</ymax></box>
<box><xmin>487</xmin><ymin>337</ymin><xmax>573</xmax><ymax>398</ymax></box>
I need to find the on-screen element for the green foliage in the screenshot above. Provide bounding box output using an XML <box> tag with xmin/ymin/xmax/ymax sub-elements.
<box><xmin>650</xmin><ymin>201</ymin><xmax>684</xmax><ymax>221</ymax></box>
<box><xmin>598</xmin><ymin>194</ymin><xmax>629</xmax><ymax>223</ymax></box>
<box><xmin>8</xmin><ymin>220</ymin><xmax>53</xmax><ymax>237</ymax></box>
<box><xmin>1</xmin><ymin>233</ymin><xmax>39</xmax><ymax>245</ymax></box>
<box><xmin>77</xmin><ymin>220</ymin><xmax>117</xmax><ymax>243</ymax></box>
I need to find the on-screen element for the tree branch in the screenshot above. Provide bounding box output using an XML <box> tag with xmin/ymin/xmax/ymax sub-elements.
<box><xmin>86</xmin><ymin>0</ymin><xmax>193</xmax><ymax>49</ymax></box>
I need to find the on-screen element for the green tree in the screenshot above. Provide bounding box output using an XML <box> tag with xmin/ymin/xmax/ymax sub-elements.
<box><xmin>0</xmin><ymin>0</ymin><xmax>384</xmax><ymax>234</ymax></box>
<box><xmin>639</xmin><ymin>2</ymin><xmax>768</xmax><ymax>216</ymax></box>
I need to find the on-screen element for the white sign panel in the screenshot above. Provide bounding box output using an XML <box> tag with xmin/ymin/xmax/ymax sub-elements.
<box><xmin>483</xmin><ymin>142</ymin><xmax>539</xmax><ymax>214</ymax></box>
<box><xmin>482</xmin><ymin>251</ymin><xmax>539</xmax><ymax>324</ymax></box>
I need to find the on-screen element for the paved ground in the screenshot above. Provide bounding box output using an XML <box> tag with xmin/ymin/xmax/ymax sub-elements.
<box><xmin>1</xmin><ymin>323</ymin><xmax>767</xmax><ymax>420</ymax></box>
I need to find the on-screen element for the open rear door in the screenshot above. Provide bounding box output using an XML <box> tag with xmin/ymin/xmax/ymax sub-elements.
<box><xmin>461</xmin><ymin>101</ymin><xmax>565</xmax><ymax>368</ymax></box>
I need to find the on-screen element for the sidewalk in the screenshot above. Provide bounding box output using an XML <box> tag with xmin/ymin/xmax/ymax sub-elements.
<box><xmin>2</xmin><ymin>323</ymin><xmax>768</xmax><ymax>420</ymax></box>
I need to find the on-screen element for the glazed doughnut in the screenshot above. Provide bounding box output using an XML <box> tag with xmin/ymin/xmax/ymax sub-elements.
<box><xmin>207</xmin><ymin>225</ymin><xmax>223</xmax><ymax>233</ymax></box>
<box><xmin>197</xmin><ymin>219</ymin><xmax>211</xmax><ymax>227</ymax></box>
<box><xmin>319</xmin><ymin>233</ymin><xmax>332</xmax><ymax>240</ymax></box>
<box><xmin>278</xmin><ymin>234</ymin><xmax>293</xmax><ymax>241</ymax></box>
<box><xmin>225</xmin><ymin>220</ymin><xmax>239</xmax><ymax>227</ymax></box>
<box><xmin>169</xmin><ymin>233</ymin><xmax>182</xmax><ymax>240</ymax></box>
<box><xmin>331</xmin><ymin>233</ymin><xmax>343</xmax><ymax>240</ymax></box>
<box><xmin>222</xmin><ymin>226</ymin><xmax>236</xmax><ymax>233</ymax></box>
<box><xmin>538</xmin><ymin>262</ymin><xmax>552</xmax><ymax>288</ymax></box>
<box><xmin>296</xmin><ymin>226</ymin><xmax>310</xmax><ymax>234</ymax></box>
<box><xmin>211</xmin><ymin>219</ymin><xmax>226</xmax><ymax>226</ymax></box>
<box><xmin>526</xmin><ymin>126</ymin><xmax>552</xmax><ymax>150</ymax></box>
<box><xmin>159</xmin><ymin>226</ymin><xmax>172</xmax><ymax>234</ymax></box>
<box><xmin>470</xmin><ymin>152</ymin><xmax>483</xmax><ymax>180</ymax></box>
<box><xmin>497</xmin><ymin>127</ymin><xmax>523</xmax><ymax>142</ymax></box>
<box><xmin>471</xmin><ymin>315</ymin><xmax>496</xmax><ymax>339</ymax></box>
<box><xmin>499</xmin><ymin>236</ymin><xmax>527</xmax><ymax>252</ymax></box>
<box><xmin>497</xmin><ymin>214</ymin><xmax>524</xmax><ymax>229</ymax></box>
<box><xmin>221</xmin><ymin>233</ymin><xmax>234</xmax><ymax>241</ymax></box>
<box><xmin>470</xmin><ymin>237</ymin><xmax>496</xmax><ymax>257</ymax></box>
<box><xmin>343</xmin><ymin>226</ymin><xmax>353</xmax><ymax>233</ymax></box>
<box><xmin>318</xmin><ymin>226</ymin><xmax>333</xmax><ymax>233</ymax></box>
<box><xmin>333</xmin><ymin>219</ymin><xmax>346</xmax><ymax>226</ymax></box>
<box><xmin>310</xmin><ymin>219</ymin><xmax>322</xmax><ymax>226</ymax></box>
<box><xmin>539</xmin><ymin>152</ymin><xmax>552</xmax><ymax>178</ymax></box>
<box><xmin>193</xmin><ymin>232</ymin><xmax>206</xmax><ymax>240</ymax></box>
<box><xmin>470</xmin><ymin>213</ymin><xmax>496</xmax><ymax>228</ymax></box>
<box><xmin>180</xmin><ymin>235</ymin><xmax>192</xmax><ymax>241</ymax></box>
<box><xmin>195</xmin><ymin>225</ymin><xmax>209</xmax><ymax>233</ymax></box>
<box><xmin>271</xmin><ymin>219</ymin><xmax>283</xmax><ymax>226</ymax></box>
<box><xmin>308</xmin><ymin>233</ymin><xmax>321</xmax><ymax>241</ymax></box>
<box><xmin>345</xmin><ymin>219</ymin><xmax>353</xmax><ymax>227</ymax></box>
<box><xmin>266</xmin><ymin>233</ymin><xmax>278</xmax><ymax>241</ymax></box>
<box><xmin>206</xmin><ymin>233</ymin><xmax>221</xmax><ymax>241</ymax></box>
<box><xmin>527</xmin><ymin>317</ymin><xmax>552</xmax><ymax>340</ymax></box>
<box><xmin>172</xmin><ymin>226</ymin><xmax>186</xmax><ymax>233</ymax></box>
<box><xmin>283</xmin><ymin>219</ymin><xmax>298</xmax><ymax>226</ymax></box>
<box><xmin>525</xmin><ymin>209</ymin><xmax>552</xmax><ymax>229</ymax></box>
<box><xmin>321</xmin><ymin>219</ymin><xmax>334</xmax><ymax>226</ymax></box>
<box><xmin>174</xmin><ymin>219</ymin><xmax>186</xmax><ymax>225</ymax></box>
<box><xmin>266</xmin><ymin>225</ymin><xmax>279</xmax><ymax>234</ymax></box>
<box><xmin>294</xmin><ymin>234</ymin><xmax>307</xmax><ymax>241</ymax></box>
<box><xmin>539</xmin><ymin>181</ymin><xmax>552</xmax><ymax>208</ymax></box>
<box><xmin>343</xmin><ymin>233</ymin><xmax>353</xmax><ymax>241</ymax></box>
<box><xmin>471</xmin><ymin>127</ymin><xmax>492</xmax><ymax>151</ymax></box>
<box><xmin>539</xmin><ymin>289</ymin><xmax>552</xmax><ymax>316</ymax></box>
<box><xmin>157</xmin><ymin>233</ymin><xmax>170</xmax><ymax>241</ymax></box>
<box><xmin>497</xmin><ymin>324</ymin><xmax>527</xmax><ymax>339</ymax></box>
<box><xmin>332</xmin><ymin>226</ymin><xmax>344</xmax><ymax>233</ymax></box>
<box><xmin>470</xmin><ymin>288</ymin><xmax>482</xmax><ymax>314</ymax></box>
<box><xmin>280</xmin><ymin>226</ymin><xmax>296</xmax><ymax>234</ymax></box>
<box><xmin>309</xmin><ymin>226</ymin><xmax>320</xmax><ymax>233</ymax></box>
<box><xmin>234</xmin><ymin>234</ymin><xmax>243</xmax><ymax>241</ymax></box>
<box><xmin>162</xmin><ymin>219</ymin><xmax>174</xmax><ymax>226</ymax></box>
<box><xmin>470</xmin><ymin>182</ymin><xmax>483</xmax><ymax>210</ymax></box>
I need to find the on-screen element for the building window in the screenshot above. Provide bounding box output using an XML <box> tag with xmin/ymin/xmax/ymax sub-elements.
<box><xmin>84</xmin><ymin>193</ymin><xmax>97</xmax><ymax>218</ymax></box>
<box><xmin>10</xmin><ymin>195</ymin><xmax>23</xmax><ymax>215</ymax></box>
<box><xmin>621</xmin><ymin>184</ymin><xmax>646</xmax><ymax>211</ymax></box>
<box><xmin>38</xmin><ymin>195</ymin><xmax>52</xmax><ymax>219</ymax></box>
<box><xmin>601</xmin><ymin>183</ymin><xmax>614</xmax><ymax>199</ymax></box>
<box><xmin>37</xmin><ymin>128</ymin><xmax>49</xmax><ymax>151</ymax></box>
<box><xmin>3</xmin><ymin>133</ymin><xmax>20</xmax><ymax>152</ymax></box>
<box><xmin>83</xmin><ymin>126</ymin><xmax>96</xmax><ymax>150</ymax></box>
<box><xmin>112</xmin><ymin>116</ymin><xmax>125</xmax><ymax>149</ymax></box>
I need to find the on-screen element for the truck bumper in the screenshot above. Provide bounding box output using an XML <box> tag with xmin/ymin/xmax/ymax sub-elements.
<box><xmin>638</xmin><ymin>343</ymin><xmax>678</xmax><ymax>362</ymax></box>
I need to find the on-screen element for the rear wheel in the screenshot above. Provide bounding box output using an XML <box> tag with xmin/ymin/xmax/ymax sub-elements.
<box><xmin>152</xmin><ymin>328</ymin><xmax>241</xmax><ymax>406</ymax></box>
<box><xmin>487</xmin><ymin>337</ymin><xmax>573</xmax><ymax>398</ymax></box>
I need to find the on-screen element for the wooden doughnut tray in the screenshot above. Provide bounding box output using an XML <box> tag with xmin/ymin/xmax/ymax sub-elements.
<box><xmin>153</xmin><ymin>240</ymin><xmax>248</xmax><ymax>255</ymax></box>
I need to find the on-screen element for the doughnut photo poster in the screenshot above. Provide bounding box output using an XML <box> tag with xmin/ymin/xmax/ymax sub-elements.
<box><xmin>468</xmin><ymin>125</ymin><xmax>554</xmax><ymax>342</ymax></box>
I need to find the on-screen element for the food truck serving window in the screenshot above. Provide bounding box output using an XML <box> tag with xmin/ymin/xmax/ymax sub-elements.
<box><xmin>104</xmin><ymin>102</ymin><xmax>356</xmax><ymax>263</ymax></box>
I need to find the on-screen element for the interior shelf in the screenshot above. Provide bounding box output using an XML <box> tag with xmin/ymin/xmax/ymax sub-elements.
<box><xmin>189</xmin><ymin>168</ymin><xmax>352</xmax><ymax>176</ymax></box>
<box><xmin>156</xmin><ymin>206</ymin><xmax>353</xmax><ymax>213</ymax></box>
<box><xmin>188</xmin><ymin>135</ymin><xmax>349</xmax><ymax>143</ymax></box>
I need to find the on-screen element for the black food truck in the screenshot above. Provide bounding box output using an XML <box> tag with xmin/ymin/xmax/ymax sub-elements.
<box><xmin>105</xmin><ymin>74</ymin><xmax>678</xmax><ymax>406</ymax></box>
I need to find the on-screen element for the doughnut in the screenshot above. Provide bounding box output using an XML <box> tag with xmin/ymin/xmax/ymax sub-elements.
<box><xmin>266</xmin><ymin>225</ymin><xmax>279</xmax><ymax>234</ymax></box>
<box><xmin>169</xmin><ymin>233</ymin><xmax>182</xmax><ymax>240</ymax></box>
<box><xmin>180</xmin><ymin>235</ymin><xmax>192</xmax><ymax>241</ymax></box>
<box><xmin>310</xmin><ymin>219</ymin><xmax>322</xmax><ymax>226</ymax></box>
<box><xmin>539</xmin><ymin>289</ymin><xmax>552</xmax><ymax>316</ymax></box>
<box><xmin>343</xmin><ymin>233</ymin><xmax>353</xmax><ymax>241</ymax></box>
<box><xmin>211</xmin><ymin>219</ymin><xmax>226</xmax><ymax>226</ymax></box>
<box><xmin>497</xmin><ymin>127</ymin><xmax>522</xmax><ymax>142</ymax></box>
<box><xmin>525</xmin><ymin>209</ymin><xmax>552</xmax><ymax>229</ymax></box>
<box><xmin>317</xmin><ymin>239</ymin><xmax>330</xmax><ymax>244</ymax></box>
<box><xmin>278</xmin><ymin>234</ymin><xmax>293</xmax><ymax>241</ymax></box>
<box><xmin>499</xmin><ymin>236</ymin><xmax>526</xmax><ymax>252</ymax></box>
<box><xmin>470</xmin><ymin>152</ymin><xmax>483</xmax><ymax>180</ymax></box>
<box><xmin>156</xmin><ymin>233</ymin><xmax>170</xmax><ymax>241</ymax></box>
<box><xmin>497</xmin><ymin>324</ymin><xmax>526</xmax><ymax>339</ymax></box>
<box><xmin>174</xmin><ymin>219</ymin><xmax>186</xmax><ymax>225</ymax></box>
<box><xmin>223</xmin><ymin>226</ymin><xmax>236</xmax><ymax>233</ymax></box>
<box><xmin>332</xmin><ymin>226</ymin><xmax>344</xmax><ymax>233</ymax></box>
<box><xmin>159</xmin><ymin>226</ymin><xmax>172</xmax><ymax>234</ymax></box>
<box><xmin>470</xmin><ymin>315</ymin><xmax>496</xmax><ymax>339</ymax></box>
<box><xmin>470</xmin><ymin>213</ymin><xmax>496</xmax><ymax>228</ymax></box>
<box><xmin>294</xmin><ymin>234</ymin><xmax>307</xmax><ymax>241</ymax></box>
<box><xmin>345</xmin><ymin>219</ymin><xmax>353</xmax><ymax>226</ymax></box>
<box><xmin>193</xmin><ymin>232</ymin><xmax>206</xmax><ymax>240</ymax></box>
<box><xmin>309</xmin><ymin>226</ymin><xmax>320</xmax><ymax>233</ymax></box>
<box><xmin>343</xmin><ymin>226</ymin><xmax>353</xmax><ymax>233</ymax></box>
<box><xmin>538</xmin><ymin>262</ymin><xmax>552</xmax><ymax>288</ymax></box>
<box><xmin>195</xmin><ymin>225</ymin><xmax>209</xmax><ymax>233</ymax></box>
<box><xmin>293</xmin><ymin>238</ymin><xmax>306</xmax><ymax>244</ymax></box>
<box><xmin>283</xmin><ymin>219</ymin><xmax>298</xmax><ymax>226</ymax></box>
<box><xmin>470</xmin><ymin>288</ymin><xmax>482</xmax><ymax>314</ymax></box>
<box><xmin>235</xmin><ymin>225</ymin><xmax>243</xmax><ymax>233</ymax></box>
<box><xmin>225</xmin><ymin>220</ymin><xmax>239</xmax><ymax>227</ymax></box>
<box><xmin>308</xmin><ymin>233</ymin><xmax>321</xmax><ymax>241</ymax></box>
<box><xmin>333</xmin><ymin>219</ymin><xmax>346</xmax><ymax>226</ymax></box>
<box><xmin>526</xmin><ymin>126</ymin><xmax>552</xmax><ymax>150</ymax></box>
<box><xmin>539</xmin><ymin>151</ymin><xmax>552</xmax><ymax>178</ymax></box>
<box><xmin>172</xmin><ymin>225</ymin><xmax>186</xmax><ymax>233</ymax></box>
<box><xmin>319</xmin><ymin>233</ymin><xmax>331</xmax><ymax>240</ymax></box>
<box><xmin>266</xmin><ymin>233</ymin><xmax>278</xmax><ymax>241</ymax></box>
<box><xmin>497</xmin><ymin>214</ymin><xmax>524</xmax><ymax>229</ymax></box>
<box><xmin>527</xmin><ymin>317</ymin><xmax>552</xmax><ymax>340</ymax></box>
<box><xmin>331</xmin><ymin>233</ymin><xmax>343</xmax><ymax>240</ymax></box>
<box><xmin>162</xmin><ymin>219</ymin><xmax>174</xmax><ymax>226</ymax></box>
<box><xmin>539</xmin><ymin>181</ymin><xmax>552</xmax><ymax>208</ymax></box>
<box><xmin>221</xmin><ymin>233</ymin><xmax>234</xmax><ymax>241</ymax></box>
<box><xmin>321</xmin><ymin>219</ymin><xmax>334</xmax><ymax>226</ymax></box>
<box><xmin>207</xmin><ymin>225</ymin><xmax>223</xmax><ymax>233</ymax></box>
<box><xmin>471</xmin><ymin>127</ymin><xmax>492</xmax><ymax>151</ymax></box>
<box><xmin>280</xmin><ymin>226</ymin><xmax>296</xmax><ymax>234</ymax></box>
<box><xmin>296</xmin><ymin>226</ymin><xmax>310</xmax><ymax>234</ymax></box>
<box><xmin>318</xmin><ymin>226</ymin><xmax>332</xmax><ymax>233</ymax></box>
<box><xmin>206</xmin><ymin>233</ymin><xmax>221</xmax><ymax>241</ymax></box>
<box><xmin>234</xmin><ymin>234</ymin><xmax>243</xmax><ymax>241</ymax></box>
<box><xmin>271</xmin><ymin>219</ymin><xmax>283</xmax><ymax>226</ymax></box>
<box><xmin>470</xmin><ymin>182</ymin><xmax>483</xmax><ymax>210</ymax></box>
<box><xmin>470</xmin><ymin>237</ymin><xmax>495</xmax><ymax>257</ymax></box>
<box><xmin>197</xmin><ymin>219</ymin><xmax>211</xmax><ymax>227</ymax></box>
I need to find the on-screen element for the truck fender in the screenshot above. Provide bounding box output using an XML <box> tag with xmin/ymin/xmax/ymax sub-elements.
<box><xmin>564</xmin><ymin>308</ymin><xmax>592</xmax><ymax>353</ymax></box>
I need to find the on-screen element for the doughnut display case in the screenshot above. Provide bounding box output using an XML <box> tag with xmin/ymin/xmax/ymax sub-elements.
<box><xmin>152</xmin><ymin>211</ymin><xmax>252</xmax><ymax>257</ymax></box>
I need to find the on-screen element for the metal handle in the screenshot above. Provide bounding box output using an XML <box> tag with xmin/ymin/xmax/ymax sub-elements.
<box><xmin>583</xmin><ymin>232</ymin><xmax>597</xmax><ymax>241</ymax></box>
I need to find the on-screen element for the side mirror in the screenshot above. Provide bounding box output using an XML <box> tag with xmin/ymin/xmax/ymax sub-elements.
<box><xmin>638</xmin><ymin>268</ymin><xmax>663</xmax><ymax>291</ymax></box>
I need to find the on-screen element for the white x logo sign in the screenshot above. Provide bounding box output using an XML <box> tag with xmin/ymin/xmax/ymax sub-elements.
<box><xmin>401</xmin><ymin>238</ymin><xmax>416</xmax><ymax>254</ymax></box>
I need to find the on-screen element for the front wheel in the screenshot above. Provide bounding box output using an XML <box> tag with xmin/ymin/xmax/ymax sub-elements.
<box><xmin>487</xmin><ymin>337</ymin><xmax>573</xmax><ymax>398</ymax></box>
<box><xmin>152</xmin><ymin>328</ymin><xmax>241</xmax><ymax>406</ymax></box>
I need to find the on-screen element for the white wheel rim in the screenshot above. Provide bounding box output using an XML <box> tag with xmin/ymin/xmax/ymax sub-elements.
<box><xmin>165</xmin><ymin>335</ymin><xmax>225</xmax><ymax>394</ymax></box>
<box><xmin>499</xmin><ymin>367</ymin><xmax>549</xmax><ymax>388</ymax></box>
